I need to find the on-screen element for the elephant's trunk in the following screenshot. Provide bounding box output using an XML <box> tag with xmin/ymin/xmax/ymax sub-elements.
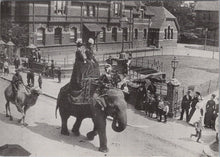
<box><xmin>112</xmin><ymin>111</ymin><xmax>127</xmax><ymax>132</ymax></box>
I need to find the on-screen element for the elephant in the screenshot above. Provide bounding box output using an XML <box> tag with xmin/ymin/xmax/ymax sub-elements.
<box><xmin>55</xmin><ymin>82</ymin><xmax>127</xmax><ymax>152</ymax></box>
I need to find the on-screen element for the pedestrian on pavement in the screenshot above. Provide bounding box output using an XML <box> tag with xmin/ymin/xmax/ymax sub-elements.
<box><xmin>38</xmin><ymin>73</ymin><xmax>42</xmax><ymax>89</ymax></box>
<box><xmin>50</xmin><ymin>60</ymin><xmax>55</xmax><ymax>78</ymax></box>
<box><xmin>190</xmin><ymin>116</ymin><xmax>203</xmax><ymax>143</ymax></box>
<box><xmin>212</xmin><ymin>97</ymin><xmax>219</xmax><ymax>129</ymax></box>
<box><xmin>188</xmin><ymin>91</ymin><xmax>200</xmax><ymax>121</ymax></box>
<box><xmin>204</xmin><ymin>94</ymin><xmax>216</xmax><ymax>128</ymax></box>
<box><xmin>179</xmin><ymin>90</ymin><xmax>192</xmax><ymax>122</ymax></box>
<box><xmin>157</xmin><ymin>95</ymin><xmax>165</xmax><ymax>122</ymax></box>
<box><xmin>37</xmin><ymin>48</ymin><xmax>41</xmax><ymax>62</ymax></box>
<box><xmin>27</xmin><ymin>69</ymin><xmax>35</xmax><ymax>87</ymax></box>
<box><xmin>57</xmin><ymin>67</ymin><xmax>61</xmax><ymax>83</ymax></box>
<box><xmin>14</xmin><ymin>56</ymin><xmax>20</xmax><ymax>69</ymax></box>
<box><xmin>3</xmin><ymin>59</ymin><xmax>9</xmax><ymax>76</ymax></box>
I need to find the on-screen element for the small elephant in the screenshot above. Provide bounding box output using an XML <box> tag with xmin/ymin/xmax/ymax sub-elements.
<box><xmin>55</xmin><ymin>83</ymin><xmax>127</xmax><ymax>152</ymax></box>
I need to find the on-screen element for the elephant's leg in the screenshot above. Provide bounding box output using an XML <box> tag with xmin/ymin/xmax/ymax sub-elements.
<box><xmin>72</xmin><ymin>118</ymin><xmax>83</xmax><ymax>136</ymax></box>
<box><xmin>60</xmin><ymin>112</ymin><xmax>70</xmax><ymax>136</ymax></box>
<box><xmin>5</xmin><ymin>101</ymin><xmax>9</xmax><ymax>117</ymax></box>
<box><xmin>7</xmin><ymin>102</ymin><xmax>13</xmax><ymax>121</ymax></box>
<box><xmin>93</xmin><ymin>110</ymin><xmax>108</xmax><ymax>152</ymax></box>
<box><xmin>22</xmin><ymin>105</ymin><xmax>30</xmax><ymax>126</ymax></box>
<box><xmin>87</xmin><ymin>125</ymin><xmax>98</xmax><ymax>141</ymax></box>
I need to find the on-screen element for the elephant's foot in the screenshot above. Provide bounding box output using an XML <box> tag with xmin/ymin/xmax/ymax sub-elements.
<box><xmin>98</xmin><ymin>146</ymin><xmax>109</xmax><ymax>153</ymax></box>
<box><xmin>9</xmin><ymin>116</ymin><xmax>13</xmax><ymax>121</ymax></box>
<box><xmin>6</xmin><ymin>114</ymin><xmax>9</xmax><ymax>117</ymax></box>
<box><xmin>17</xmin><ymin>118</ymin><xmax>22</xmax><ymax>123</ymax></box>
<box><xmin>61</xmin><ymin>129</ymin><xmax>70</xmax><ymax>136</ymax></box>
<box><xmin>72</xmin><ymin>130</ymin><xmax>80</xmax><ymax>136</ymax></box>
<box><xmin>87</xmin><ymin>131</ymin><xmax>97</xmax><ymax>141</ymax></box>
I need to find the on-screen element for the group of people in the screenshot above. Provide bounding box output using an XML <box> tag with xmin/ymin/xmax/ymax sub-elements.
<box><xmin>180</xmin><ymin>90</ymin><xmax>219</xmax><ymax>143</ymax></box>
<box><xmin>135</xmin><ymin>81</ymin><xmax>170</xmax><ymax>123</ymax></box>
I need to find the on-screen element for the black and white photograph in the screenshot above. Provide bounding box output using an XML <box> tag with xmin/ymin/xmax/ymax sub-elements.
<box><xmin>0</xmin><ymin>0</ymin><xmax>219</xmax><ymax>156</ymax></box>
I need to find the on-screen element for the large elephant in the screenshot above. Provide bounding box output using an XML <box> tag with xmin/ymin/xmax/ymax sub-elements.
<box><xmin>55</xmin><ymin>83</ymin><xmax>127</xmax><ymax>152</ymax></box>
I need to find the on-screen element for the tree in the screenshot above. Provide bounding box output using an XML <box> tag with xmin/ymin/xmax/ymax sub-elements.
<box><xmin>1</xmin><ymin>18</ymin><xmax>29</xmax><ymax>48</ymax></box>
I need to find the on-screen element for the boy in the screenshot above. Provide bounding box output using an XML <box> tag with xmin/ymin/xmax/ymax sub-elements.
<box><xmin>190</xmin><ymin>117</ymin><xmax>203</xmax><ymax>143</ymax></box>
<box><xmin>38</xmin><ymin>73</ymin><xmax>42</xmax><ymax>89</ymax></box>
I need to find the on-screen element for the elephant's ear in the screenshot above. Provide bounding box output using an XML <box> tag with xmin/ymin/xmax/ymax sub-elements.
<box><xmin>95</xmin><ymin>96</ymin><xmax>107</xmax><ymax>109</ymax></box>
<box><xmin>103</xmin><ymin>95</ymin><xmax>114</xmax><ymax>107</ymax></box>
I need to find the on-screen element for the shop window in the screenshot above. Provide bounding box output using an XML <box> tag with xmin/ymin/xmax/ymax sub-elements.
<box><xmin>112</xmin><ymin>27</ymin><xmax>117</xmax><ymax>41</ymax></box>
<box><xmin>37</xmin><ymin>27</ymin><xmax>45</xmax><ymax>45</ymax></box>
<box><xmin>171</xmin><ymin>29</ymin><xmax>173</xmax><ymax>39</ymax></box>
<box><xmin>54</xmin><ymin>27</ymin><xmax>62</xmax><ymax>44</ymax></box>
<box><xmin>168</xmin><ymin>26</ymin><xmax>170</xmax><ymax>39</ymax></box>
<box><xmin>70</xmin><ymin>27</ymin><xmax>77</xmax><ymax>42</ymax></box>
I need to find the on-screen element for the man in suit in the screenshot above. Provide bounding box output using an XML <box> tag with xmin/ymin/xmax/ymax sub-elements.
<box><xmin>179</xmin><ymin>90</ymin><xmax>192</xmax><ymax>122</ymax></box>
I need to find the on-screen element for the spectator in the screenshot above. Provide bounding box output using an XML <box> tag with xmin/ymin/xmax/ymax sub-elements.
<box><xmin>3</xmin><ymin>60</ymin><xmax>9</xmax><ymax>76</ymax></box>
<box><xmin>188</xmin><ymin>92</ymin><xmax>200</xmax><ymax>121</ymax></box>
<box><xmin>14</xmin><ymin>56</ymin><xmax>20</xmax><ymax>69</ymax></box>
<box><xmin>148</xmin><ymin>94</ymin><xmax>156</xmax><ymax>118</ymax></box>
<box><xmin>112</xmin><ymin>71</ymin><xmax>121</xmax><ymax>88</ymax></box>
<box><xmin>136</xmin><ymin>83</ymin><xmax>146</xmax><ymax>110</ymax></box>
<box><xmin>57</xmin><ymin>67</ymin><xmax>61</xmax><ymax>83</ymax></box>
<box><xmin>215</xmin><ymin>114</ymin><xmax>219</xmax><ymax>142</ymax></box>
<box><xmin>204</xmin><ymin>94</ymin><xmax>216</xmax><ymax>128</ymax></box>
<box><xmin>50</xmin><ymin>60</ymin><xmax>55</xmax><ymax>78</ymax></box>
<box><xmin>179</xmin><ymin>90</ymin><xmax>192</xmax><ymax>122</ymax></box>
<box><xmin>212</xmin><ymin>97</ymin><xmax>219</xmax><ymax>129</ymax></box>
<box><xmin>144</xmin><ymin>90</ymin><xmax>151</xmax><ymax>116</ymax></box>
<box><xmin>157</xmin><ymin>95</ymin><xmax>166</xmax><ymax>122</ymax></box>
<box><xmin>147</xmin><ymin>80</ymin><xmax>156</xmax><ymax>95</ymax></box>
<box><xmin>37</xmin><ymin>48</ymin><xmax>42</xmax><ymax>62</ymax></box>
<box><xmin>190</xmin><ymin>116</ymin><xmax>203</xmax><ymax>143</ymax></box>
<box><xmin>38</xmin><ymin>73</ymin><xmax>42</xmax><ymax>89</ymax></box>
<box><xmin>106</xmin><ymin>55</ymin><xmax>113</xmax><ymax>65</ymax></box>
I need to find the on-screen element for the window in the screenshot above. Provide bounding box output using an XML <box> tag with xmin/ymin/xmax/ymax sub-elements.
<box><xmin>85</xmin><ymin>5</ymin><xmax>95</xmax><ymax>17</ymax></box>
<box><xmin>37</xmin><ymin>28</ymin><xmax>45</xmax><ymax>45</ymax></box>
<box><xmin>134</xmin><ymin>29</ymin><xmax>138</xmax><ymax>39</ymax></box>
<box><xmin>123</xmin><ymin>28</ymin><xmax>128</xmax><ymax>41</ymax></box>
<box><xmin>164</xmin><ymin>29</ymin><xmax>167</xmax><ymax>39</ymax></box>
<box><xmin>143</xmin><ymin>29</ymin><xmax>147</xmax><ymax>39</ymax></box>
<box><xmin>112</xmin><ymin>27</ymin><xmax>117</xmax><ymax>41</ymax></box>
<box><xmin>167</xmin><ymin>26</ymin><xmax>170</xmax><ymax>39</ymax></box>
<box><xmin>100</xmin><ymin>27</ymin><xmax>106</xmax><ymax>42</ymax></box>
<box><xmin>114</xmin><ymin>2</ymin><xmax>121</xmax><ymax>16</ymax></box>
<box><xmin>171</xmin><ymin>29</ymin><xmax>173</xmax><ymax>39</ymax></box>
<box><xmin>70</xmin><ymin>27</ymin><xmax>77</xmax><ymax>42</ymax></box>
<box><xmin>54</xmin><ymin>27</ymin><xmax>62</xmax><ymax>44</ymax></box>
<box><xmin>54</xmin><ymin>1</ymin><xmax>67</xmax><ymax>15</ymax></box>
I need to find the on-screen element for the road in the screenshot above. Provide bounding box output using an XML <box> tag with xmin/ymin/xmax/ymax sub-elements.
<box><xmin>0</xmin><ymin>79</ymin><xmax>216</xmax><ymax>157</ymax></box>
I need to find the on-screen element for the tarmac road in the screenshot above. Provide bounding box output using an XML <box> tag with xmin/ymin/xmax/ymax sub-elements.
<box><xmin>0</xmin><ymin>79</ymin><xmax>215</xmax><ymax>157</ymax></box>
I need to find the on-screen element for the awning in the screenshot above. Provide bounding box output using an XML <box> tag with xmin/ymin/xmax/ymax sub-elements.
<box><xmin>84</xmin><ymin>23</ymin><xmax>102</xmax><ymax>32</ymax></box>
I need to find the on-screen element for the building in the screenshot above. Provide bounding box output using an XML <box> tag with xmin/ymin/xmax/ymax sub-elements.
<box><xmin>1</xmin><ymin>1</ymin><xmax>179</xmax><ymax>56</ymax></box>
<box><xmin>194</xmin><ymin>1</ymin><xmax>219</xmax><ymax>45</ymax></box>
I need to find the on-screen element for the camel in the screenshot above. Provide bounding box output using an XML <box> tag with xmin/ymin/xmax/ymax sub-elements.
<box><xmin>4</xmin><ymin>83</ymin><xmax>41</xmax><ymax>126</ymax></box>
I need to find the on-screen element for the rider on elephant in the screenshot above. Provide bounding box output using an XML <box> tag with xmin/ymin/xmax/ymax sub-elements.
<box><xmin>84</xmin><ymin>38</ymin><xmax>100</xmax><ymax>78</ymax></box>
<box><xmin>69</xmin><ymin>38</ymin><xmax>87</xmax><ymax>90</ymax></box>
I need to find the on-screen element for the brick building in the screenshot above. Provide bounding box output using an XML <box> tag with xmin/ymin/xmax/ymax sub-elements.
<box><xmin>194</xmin><ymin>1</ymin><xmax>219</xmax><ymax>45</ymax></box>
<box><xmin>1</xmin><ymin>1</ymin><xmax>179</xmax><ymax>55</ymax></box>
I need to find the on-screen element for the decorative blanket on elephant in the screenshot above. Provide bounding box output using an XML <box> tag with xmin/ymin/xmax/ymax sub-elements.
<box><xmin>68</xmin><ymin>78</ymin><xmax>99</xmax><ymax>105</ymax></box>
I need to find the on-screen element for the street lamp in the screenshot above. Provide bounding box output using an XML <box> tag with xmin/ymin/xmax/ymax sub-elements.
<box><xmin>171</xmin><ymin>56</ymin><xmax>179</xmax><ymax>78</ymax></box>
<box><xmin>119</xmin><ymin>15</ymin><xmax>128</xmax><ymax>54</ymax></box>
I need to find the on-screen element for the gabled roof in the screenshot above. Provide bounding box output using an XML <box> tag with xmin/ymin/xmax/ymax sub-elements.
<box><xmin>194</xmin><ymin>1</ymin><xmax>219</xmax><ymax>11</ymax></box>
<box><xmin>146</xmin><ymin>6</ymin><xmax>179</xmax><ymax>31</ymax></box>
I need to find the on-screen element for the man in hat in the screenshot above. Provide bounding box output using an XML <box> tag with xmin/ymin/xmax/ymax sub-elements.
<box><xmin>70</xmin><ymin>38</ymin><xmax>86</xmax><ymax>90</ymax></box>
<box><xmin>188</xmin><ymin>91</ymin><xmax>200</xmax><ymax>121</ymax></box>
<box><xmin>204</xmin><ymin>94</ymin><xmax>216</xmax><ymax>128</ymax></box>
<box><xmin>84</xmin><ymin>38</ymin><xmax>100</xmax><ymax>78</ymax></box>
<box><xmin>179</xmin><ymin>90</ymin><xmax>192</xmax><ymax>122</ymax></box>
<box><xmin>11</xmin><ymin>68</ymin><xmax>24</xmax><ymax>109</ymax></box>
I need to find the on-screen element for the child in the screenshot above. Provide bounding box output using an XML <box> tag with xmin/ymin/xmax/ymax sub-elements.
<box><xmin>38</xmin><ymin>73</ymin><xmax>42</xmax><ymax>89</ymax></box>
<box><xmin>3</xmin><ymin>60</ymin><xmax>9</xmax><ymax>76</ymax></box>
<box><xmin>57</xmin><ymin>67</ymin><xmax>61</xmax><ymax>83</ymax></box>
<box><xmin>190</xmin><ymin>117</ymin><xmax>203</xmax><ymax>143</ymax></box>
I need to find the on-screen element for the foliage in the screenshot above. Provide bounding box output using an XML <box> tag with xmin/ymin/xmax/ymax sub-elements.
<box><xmin>143</xmin><ymin>0</ymin><xmax>196</xmax><ymax>31</ymax></box>
<box><xmin>1</xmin><ymin>18</ymin><xmax>29</xmax><ymax>48</ymax></box>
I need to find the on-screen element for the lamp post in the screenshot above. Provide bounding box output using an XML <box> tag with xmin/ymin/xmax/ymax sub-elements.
<box><xmin>171</xmin><ymin>56</ymin><xmax>179</xmax><ymax>78</ymax></box>
<box><xmin>119</xmin><ymin>15</ymin><xmax>128</xmax><ymax>54</ymax></box>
